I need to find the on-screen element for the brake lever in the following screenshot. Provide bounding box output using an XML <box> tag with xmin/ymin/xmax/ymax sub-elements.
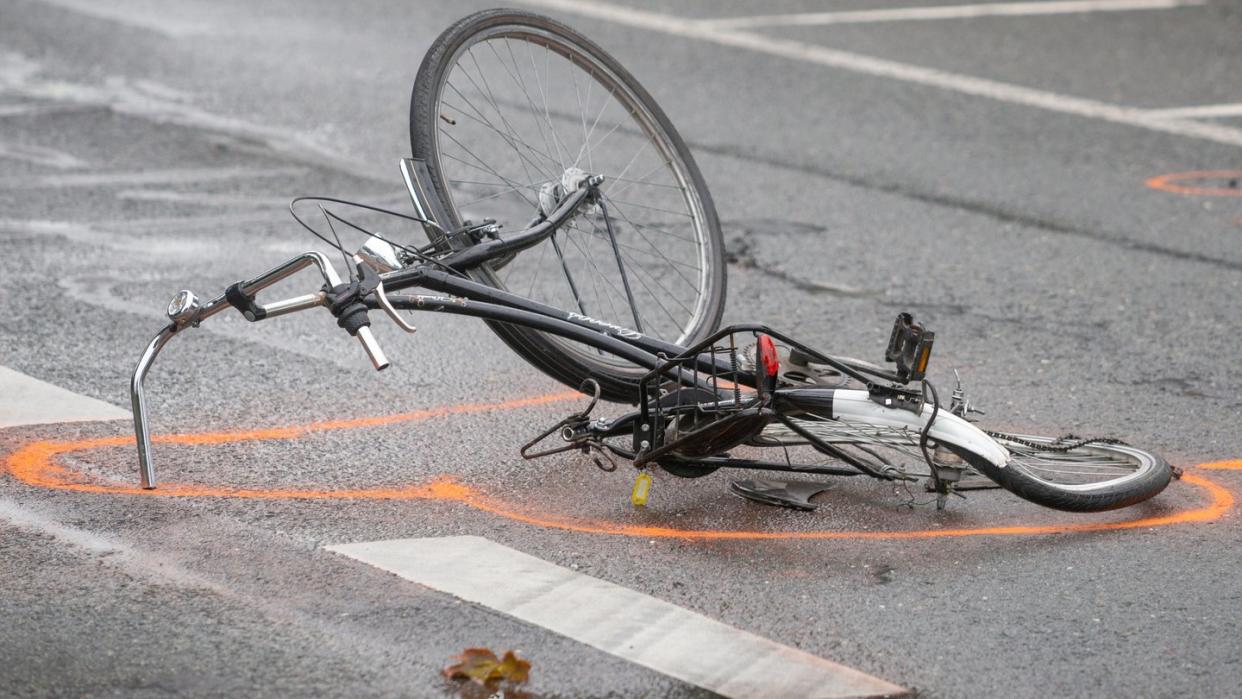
<box><xmin>372</xmin><ymin>280</ymin><xmax>417</xmax><ymax>333</ymax></box>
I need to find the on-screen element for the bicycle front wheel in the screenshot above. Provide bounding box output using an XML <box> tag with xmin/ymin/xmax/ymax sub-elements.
<box><xmin>965</xmin><ymin>432</ymin><xmax>1174</xmax><ymax>512</ymax></box>
<box><xmin>411</xmin><ymin>9</ymin><xmax>726</xmax><ymax>403</ymax></box>
<box><xmin>767</xmin><ymin>412</ymin><xmax>1174</xmax><ymax>512</ymax></box>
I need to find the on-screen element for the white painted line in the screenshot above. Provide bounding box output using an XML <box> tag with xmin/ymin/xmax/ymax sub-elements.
<box><xmin>1145</xmin><ymin>102</ymin><xmax>1242</xmax><ymax>120</ymax></box>
<box><xmin>516</xmin><ymin>0</ymin><xmax>1242</xmax><ymax>149</ymax></box>
<box><xmin>0</xmin><ymin>101</ymin><xmax>97</xmax><ymax>118</ymax></box>
<box><xmin>113</xmin><ymin>189</ymin><xmax>296</xmax><ymax>208</ymax></box>
<box><xmin>327</xmin><ymin>535</ymin><xmax>907</xmax><ymax>698</ymax></box>
<box><xmin>0</xmin><ymin>366</ymin><xmax>129</xmax><ymax>428</ymax></box>
<box><xmin>703</xmin><ymin>0</ymin><xmax>1204</xmax><ymax>29</ymax></box>
<box><xmin>0</xmin><ymin>52</ymin><xmax>384</xmax><ymax>183</ymax></box>
<box><xmin>32</xmin><ymin>0</ymin><xmax>210</xmax><ymax>38</ymax></box>
<box><xmin>0</xmin><ymin>141</ymin><xmax>88</xmax><ymax>169</ymax></box>
<box><xmin>0</xmin><ymin>166</ymin><xmax>303</xmax><ymax>190</ymax></box>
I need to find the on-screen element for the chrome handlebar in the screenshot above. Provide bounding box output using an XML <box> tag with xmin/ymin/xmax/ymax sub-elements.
<box><xmin>131</xmin><ymin>249</ymin><xmax>411</xmax><ymax>488</ymax></box>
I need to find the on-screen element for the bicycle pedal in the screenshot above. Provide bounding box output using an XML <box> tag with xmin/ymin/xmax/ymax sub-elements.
<box><xmin>885</xmin><ymin>312</ymin><xmax>934</xmax><ymax>383</ymax></box>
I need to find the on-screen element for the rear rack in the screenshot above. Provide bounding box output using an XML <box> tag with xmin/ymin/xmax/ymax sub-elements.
<box><xmin>631</xmin><ymin>322</ymin><xmax>930</xmax><ymax>468</ymax></box>
<box><xmin>634</xmin><ymin>326</ymin><xmax>760</xmax><ymax>466</ymax></box>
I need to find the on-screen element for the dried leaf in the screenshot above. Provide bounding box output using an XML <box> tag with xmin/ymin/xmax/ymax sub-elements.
<box><xmin>443</xmin><ymin>647</ymin><xmax>531</xmax><ymax>686</ymax></box>
<box><xmin>495</xmin><ymin>651</ymin><xmax>531</xmax><ymax>684</ymax></box>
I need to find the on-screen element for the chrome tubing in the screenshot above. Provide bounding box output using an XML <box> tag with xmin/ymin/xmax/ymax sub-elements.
<box><xmin>131</xmin><ymin>324</ymin><xmax>178</xmax><ymax>489</ymax></box>
<box><xmin>129</xmin><ymin>250</ymin><xmax>352</xmax><ymax>488</ymax></box>
<box><xmin>372</xmin><ymin>281</ymin><xmax>418</xmax><ymax>333</ymax></box>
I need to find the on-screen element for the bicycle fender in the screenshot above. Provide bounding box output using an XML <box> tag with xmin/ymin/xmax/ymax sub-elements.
<box><xmin>830</xmin><ymin>389</ymin><xmax>1010</xmax><ymax>468</ymax></box>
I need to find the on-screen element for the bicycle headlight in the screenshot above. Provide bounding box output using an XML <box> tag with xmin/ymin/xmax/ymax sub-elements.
<box><xmin>166</xmin><ymin>289</ymin><xmax>200</xmax><ymax>325</ymax></box>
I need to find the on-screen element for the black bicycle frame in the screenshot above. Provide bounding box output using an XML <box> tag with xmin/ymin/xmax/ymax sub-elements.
<box><xmin>129</xmin><ymin>163</ymin><xmax>915</xmax><ymax>488</ymax></box>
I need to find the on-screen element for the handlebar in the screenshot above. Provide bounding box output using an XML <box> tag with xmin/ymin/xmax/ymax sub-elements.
<box><xmin>132</xmin><ymin>173</ymin><xmax>605</xmax><ymax>487</ymax></box>
<box><xmin>354</xmin><ymin>325</ymin><xmax>389</xmax><ymax>371</ymax></box>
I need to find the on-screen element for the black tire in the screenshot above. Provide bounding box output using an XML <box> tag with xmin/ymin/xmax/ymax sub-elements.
<box><xmin>411</xmin><ymin>9</ymin><xmax>726</xmax><ymax>404</ymax></box>
<box><xmin>952</xmin><ymin>435</ymin><xmax>1174</xmax><ymax>513</ymax></box>
<box><xmin>767</xmin><ymin>417</ymin><xmax>1174</xmax><ymax>513</ymax></box>
<box><xmin>658</xmin><ymin>459</ymin><xmax>720</xmax><ymax>478</ymax></box>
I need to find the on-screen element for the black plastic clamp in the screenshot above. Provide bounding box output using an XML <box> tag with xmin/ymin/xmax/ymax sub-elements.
<box><xmin>225</xmin><ymin>283</ymin><xmax>267</xmax><ymax>322</ymax></box>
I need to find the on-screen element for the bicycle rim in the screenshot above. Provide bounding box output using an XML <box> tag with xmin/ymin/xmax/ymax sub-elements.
<box><xmin>423</xmin><ymin>18</ymin><xmax>719</xmax><ymax>369</ymax></box>
<box><xmin>988</xmin><ymin>433</ymin><xmax>1161</xmax><ymax>492</ymax></box>
<box><xmin>764</xmin><ymin>418</ymin><xmax>1169</xmax><ymax>508</ymax></box>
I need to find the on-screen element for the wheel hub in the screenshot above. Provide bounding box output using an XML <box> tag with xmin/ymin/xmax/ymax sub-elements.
<box><xmin>538</xmin><ymin>167</ymin><xmax>598</xmax><ymax>218</ymax></box>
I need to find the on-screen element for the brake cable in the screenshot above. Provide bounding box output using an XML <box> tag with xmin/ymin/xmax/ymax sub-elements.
<box><xmin>918</xmin><ymin>379</ymin><xmax>943</xmax><ymax>493</ymax></box>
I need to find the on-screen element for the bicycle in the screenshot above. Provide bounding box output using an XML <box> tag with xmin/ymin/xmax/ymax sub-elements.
<box><xmin>129</xmin><ymin>9</ymin><xmax>1175</xmax><ymax>513</ymax></box>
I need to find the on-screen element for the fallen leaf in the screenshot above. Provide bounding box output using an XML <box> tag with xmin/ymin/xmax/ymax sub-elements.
<box><xmin>443</xmin><ymin>648</ymin><xmax>531</xmax><ymax>686</ymax></box>
<box><xmin>495</xmin><ymin>651</ymin><xmax>531</xmax><ymax>684</ymax></box>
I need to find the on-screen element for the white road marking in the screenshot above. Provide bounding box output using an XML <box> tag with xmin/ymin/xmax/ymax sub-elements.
<box><xmin>111</xmin><ymin>188</ymin><xmax>412</xmax><ymax>210</ymax></box>
<box><xmin>703</xmin><ymin>0</ymin><xmax>1204</xmax><ymax>29</ymax></box>
<box><xmin>0</xmin><ymin>52</ymin><xmax>383</xmax><ymax>182</ymax></box>
<box><xmin>516</xmin><ymin>0</ymin><xmax>1242</xmax><ymax>149</ymax></box>
<box><xmin>1144</xmin><ymin>102</ymin><xmax>1242</xmax><ymax>120</ymax></box>
<box><xmin>0</xmin><ymin>366</ymin><xmax>129</xmax><ymax>428</ymax></box>
<box><xmin>0</xmin><ymin>141</ymin><xmax>88</xmax><ymax>169</ymax></box>
<box><xmin>53</xmin><ymin>275</ymin><xmax>367</xmax><ymax>372</ymax></box>
<box><xmin>32</xmin><ymin>0</ymin><xmax>210</xmax><ymax>38</ymax></box>
<box><xmin>327</xmin><ymin>535</ymin><xmax>907</xmax><ymax>699</ymax></box>
<box><xmin>0</xmin><ymin>497</ymin><xmax>245</xmax><ymax>595</ymax></box>
<box><xmin>0</xmin><ymin>166</ymin><xmax>303</xmax><ymax>190</ymax></box>
<box><xmin>0</xmin><ymin>498</ymin><xmax>129</xmax><ymax>555</ymax></box>
<box><xmin>113</xmin><ymin>189</ymin><xmax>297</xmax><ymax>208</ymax></box>
<box><xmin>0</xmin><ymin>101</ymin><xmax>99</xmax><ymax>118</ymax></box>
<box><xmin>0</xmin><ymin>216</ymin><xmax>279</xmax><ymax>246</ymax></box>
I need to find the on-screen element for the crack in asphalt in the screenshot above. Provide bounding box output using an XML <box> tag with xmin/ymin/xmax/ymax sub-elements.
<box><xmin>692</xmin><ymin>140</ymin><xmax>1242</xmax><ymax>273</ymax></box>
<box><xmin>5</xmin><ymin>49</ymin><xmax>1236</xmax><ymax>275</ymax></box>
<box><xmin>723</xmin><ymin>222</ymin><xmax>881</xmax><ymax>297</ymax></box>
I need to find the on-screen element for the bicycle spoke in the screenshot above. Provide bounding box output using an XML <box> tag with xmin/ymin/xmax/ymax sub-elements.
<box><xmin>438</xmin><ymin>136</ymin><xmax>538</xmax><ymax>209</ymax></box>
<box><xmin>601</xmin><ymin>196</ymin><xmax>694</xmax><ymax>219</ymax></box>
<box><xmin>441</xmin><ymin>94</ymin><xmax>560</xmax><ymax>170</ymax></box>
<box><xmin>453</xmin><ymin>58</ymin><xmax>549</xmax><ymax>189</ymax></box>
<box><xmin>526</xmin><ymin>42</ymin><xmax>570</xmax><ymax>170</ymax></box>
<box><xmin>423</xmin><ymin>18</ymin><xmax>719</xmax><ymax>358</ymax></box>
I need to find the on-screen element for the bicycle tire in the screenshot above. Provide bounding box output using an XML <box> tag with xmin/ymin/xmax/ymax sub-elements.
<box><xmin>766</xmin><ymin>397</ymin><xmax>1174</xmax><ymax>512</ymax></box>
<box><xmin>954</xmin><ymin>433</ymin><xmax>1174</xmax><ymax>512</ymax></box>
<box><xmin>411</xmin><ymin>9</ymin><xmax>726</xmax><ymax>403</ymax></box>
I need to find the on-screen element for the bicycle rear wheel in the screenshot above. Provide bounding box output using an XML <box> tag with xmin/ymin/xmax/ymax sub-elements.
<box><xmin>411</xmin><ymin>9</ymin><xmax>726</xmax><ymax>403</ymax></box>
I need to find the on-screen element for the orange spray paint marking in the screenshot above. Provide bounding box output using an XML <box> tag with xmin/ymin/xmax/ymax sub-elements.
<box><xmin>1145</xmin><ymin>170</ymin><xmax>1242</xmax><ymax>197</ymax></box>
<box><xmin>1201</xmin><ymin>459</ymin><xmax>1242</xmax><ymax>470</ymax></box>
<box><xmin>5</xmin><ymin>392</ymin><xmax>580</xmax><ymax>497</ymax></box>
<box><xmin>2</xmin><ymin>391</ymin><xmax>1238</xmax><ymax>540</ymax></box>
<box><xmin>453</xmin><ymin>471</ymin><xmax>1234</xmax><ymax>541</ymax></box>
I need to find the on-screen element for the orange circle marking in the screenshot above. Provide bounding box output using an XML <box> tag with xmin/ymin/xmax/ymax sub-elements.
<box><xmin>3</xmin><ymin>393</ymin><xmax>1236</xmax><ymax>540</ymax></box>
<box><xmin>1146</xmin><ymin>170</ymin><xmax>1242</xmax><ymax>197</ymax></box>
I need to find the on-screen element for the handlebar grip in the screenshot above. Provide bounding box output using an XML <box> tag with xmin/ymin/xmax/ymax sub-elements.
<box><xmin>355</xmin><ymin>326</ymin><xmax>390</xmax><ymax>371</ymax></box>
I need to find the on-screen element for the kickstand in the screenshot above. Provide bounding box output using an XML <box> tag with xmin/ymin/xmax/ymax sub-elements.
<box><xmin>519</xmin><ymin>379</ymin><xmax>616</xmax><ymax>471</ymax></box>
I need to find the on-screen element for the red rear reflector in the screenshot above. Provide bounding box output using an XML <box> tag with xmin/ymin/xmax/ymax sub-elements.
<box><xmin>757</xmin><ymin>334</ymin><xmax>779</xmax><ymax>378</ymax></box>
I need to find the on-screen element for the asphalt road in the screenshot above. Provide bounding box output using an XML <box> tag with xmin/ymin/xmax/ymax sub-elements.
<box><xmin>2</xmin><ymin>0</ymin><xmax>1241</xmax><ymax>697</ymax></box>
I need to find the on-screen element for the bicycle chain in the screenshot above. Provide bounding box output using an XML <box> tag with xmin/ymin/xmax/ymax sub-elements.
<box><xmin>984</xmin><ymin>431</ymin><xmax>1127</xmax><ymax>453</ymax></box>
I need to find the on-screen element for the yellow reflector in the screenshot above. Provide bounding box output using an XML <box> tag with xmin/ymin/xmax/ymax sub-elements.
<box><xmin>631</xmin><ymin>472</ymin><xmax>653</xmax><ymax>507</ymax></box>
